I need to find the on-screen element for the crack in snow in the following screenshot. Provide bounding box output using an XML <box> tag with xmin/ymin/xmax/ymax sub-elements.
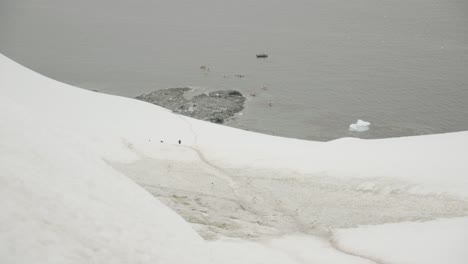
<box><xmin>329</xmin><ymin>230</ymin><xmax>390</xmax><ymax>264</ymax></box>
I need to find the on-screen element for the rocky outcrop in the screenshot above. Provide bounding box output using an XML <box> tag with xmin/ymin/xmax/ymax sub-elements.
<box><xmin>136</xmin><ymin>88</ymin><xmax>246</xmax><ymax>124</ymax></box>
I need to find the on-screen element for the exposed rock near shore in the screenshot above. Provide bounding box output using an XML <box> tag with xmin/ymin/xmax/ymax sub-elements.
<box><xmin>136</xmin><ymin>88</ymin><xmax>246</xmax><ymax>124</ymax></box>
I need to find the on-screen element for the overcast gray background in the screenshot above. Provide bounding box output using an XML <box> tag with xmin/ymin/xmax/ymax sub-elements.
<box><xmin>1</xmin><ymin>0</ymin><xmax>467</xmax><ymax>141</ymax></box>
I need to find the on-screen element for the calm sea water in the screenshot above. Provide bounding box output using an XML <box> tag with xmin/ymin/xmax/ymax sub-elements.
<box><xmin>1</xmin><ymin>0</ymin><xmax>467</xmax><ymax>141</ymax></box>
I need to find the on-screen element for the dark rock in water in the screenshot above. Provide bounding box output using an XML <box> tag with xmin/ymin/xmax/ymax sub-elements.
<box><xmin>136</xmin><ymin>87</ymin><xmax>190</xmax><ymax>111</ymax></box>
<box><xmin>136</xmin><ymin>87</ymin><xmax>246</xmax><ymax>124</ymax></box>
<box><xmin>256</xmin><ymin>54</ymin><xmax>268</xmax><ymax>58</ymax></box>
<box><xmin>209</xmin><ymin>117</ymin><xmax>224</xmax><ymax>124</ymax></box>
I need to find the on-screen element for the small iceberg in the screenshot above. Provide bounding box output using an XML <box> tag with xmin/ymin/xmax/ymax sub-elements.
<box><xmin>349</xmin><ymin>119</ymin><xmax>371</xmax><ymax>132</ymax></box>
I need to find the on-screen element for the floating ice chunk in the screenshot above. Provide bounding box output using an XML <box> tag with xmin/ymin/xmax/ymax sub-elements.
<box><xmin>349</xmin><ymin>119</ymin><xmax>371</xmax><ymax>132</ymax></box>
<box><xmin>355</xmin><ymin>119</ymin><xmax>370</xmax><ymax>127</ymax></box>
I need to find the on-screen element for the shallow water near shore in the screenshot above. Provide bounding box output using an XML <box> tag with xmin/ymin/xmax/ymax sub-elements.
<box><xmin>1</xmin><ymin>0</ymin><xmax>467</xmax><ymax>141</ymax></box>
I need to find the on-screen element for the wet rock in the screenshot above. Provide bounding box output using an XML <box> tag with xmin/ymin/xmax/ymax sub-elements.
<box><xmin>136</xmin><ymin>87</ymin><xmax>246</xmax><ymax>124</ymax></box>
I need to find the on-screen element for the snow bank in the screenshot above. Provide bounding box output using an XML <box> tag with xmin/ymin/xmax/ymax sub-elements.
<box><xmin>349</xmin><ymin>119</ymin><xmax>371</xmax><ymax>132</ymax></box>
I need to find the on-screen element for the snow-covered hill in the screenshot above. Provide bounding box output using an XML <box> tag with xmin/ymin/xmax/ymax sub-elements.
<box><xmin>1</xmin><ymin>54</ymin><xmax>467</xmax><ymax>263</ymax></box>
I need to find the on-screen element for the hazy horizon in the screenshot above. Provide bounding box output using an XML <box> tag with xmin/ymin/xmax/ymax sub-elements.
<box><xmin>2</xmin><ymin>0</ymin><xmax>467</xmax><ymax>141</ymax></box>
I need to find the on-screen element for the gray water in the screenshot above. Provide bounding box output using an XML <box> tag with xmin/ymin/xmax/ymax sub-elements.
<box><xmin>1</xmin><ymin>0</ymin><xmax>467</xmax><ymax>141</ymax></box>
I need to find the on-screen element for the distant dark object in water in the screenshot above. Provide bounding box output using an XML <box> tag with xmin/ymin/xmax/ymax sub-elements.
<box><xmin>234</xmin><ymin>74</ymin><xmax>245</xmax><ymax>78</ymax></box>
<box><xmin>200</xmin><ymin>65</ymin><xmax>210</xmax><ymax>71</ymax></box>
<box><xmin>256</xmin><ymin>54</ymin><xmax>268</xmax><ymax>58</ymax></box>
<box><xmin>178</xmin><ymin>140</ymin><xmax>181</xmax><ymax>144</ymax></box>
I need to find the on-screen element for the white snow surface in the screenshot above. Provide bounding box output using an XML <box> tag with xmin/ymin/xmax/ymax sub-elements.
<box><xmin>1</xmin><ymin>54</ymin><xmax>468</xmax><ymax>263</ymax></box>
<box><xmin>349</xmin><ymin>119</ymin><xmax>371</xmax><ymax>132</ymax></box>
<box><xmin>334</xmin><ymin>217</ymin><xmax>468</xmax><ymax>264</ymax></box>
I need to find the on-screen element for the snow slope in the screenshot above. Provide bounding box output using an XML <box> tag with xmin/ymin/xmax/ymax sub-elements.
<box><xmin>1</xmin><ymin>54</ymin><xmax>467</xmax><ymax>263</ymax></box>
<box><xmin>0</xmin><ymin>68</ymin><xmax>202</xmax><ymax>263</ymax></box>
<box><xmin>334</xmin><ymin>217</ymin><xmax>468</xmax><ymax>264</ymax></box>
